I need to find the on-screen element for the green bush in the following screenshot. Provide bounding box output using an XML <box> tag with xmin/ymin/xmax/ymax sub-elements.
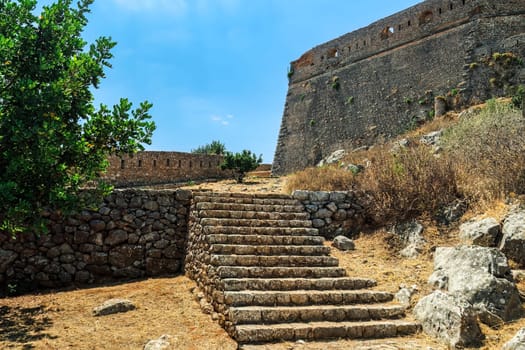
<box><xmin>220</xmin><ymin>150</ymin><xmax>262</xmax><ymax>183</ymax></box>
<box><xmin>0</xmin><ymin>0</ymin><xmax>155</xmax><ymax>235</ymax></box>
<box><xmin>191</xmin><ymin>140</ymin><xmax>226</xmax><ymax>155</ymax></box>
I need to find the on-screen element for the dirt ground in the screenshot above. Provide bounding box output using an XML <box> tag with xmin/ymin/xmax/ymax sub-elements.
<box><xmin>1</xmin><ymin>177</ymin><xmax>524</xmax><ymax>349</ymax></box>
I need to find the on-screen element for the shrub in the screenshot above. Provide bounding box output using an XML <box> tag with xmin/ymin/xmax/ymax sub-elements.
<box><xmin>191</xmin><ymin>140</ymin><xmax>226</xmax><ymax>155</ymax></box>
<box><xmin>441</xmin><ymin>99</ymin><xmax>525</xmax><ymax>205</ymax></box>
<box><xmin>221</xmin><ymin>150</ymin><xmax>262</xmax><ymax>183</ymax></box>
<box><xmin>355</xmin><ymin>146</ymin><xmax>458</xmax><ymax>225</ymax></box>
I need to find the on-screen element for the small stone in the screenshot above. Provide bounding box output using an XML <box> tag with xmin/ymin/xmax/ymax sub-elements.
<box><xmin>144</xmin><ymin>335</ymin><xmax>172</xmax><ymax>350</ymax></box>
<box><xmin>105</xmin><ymin>230</ymin><xmax>128</xmax><ymax>246</ymax></box>
<box><xmin>93</xmin><ymin>298</ymin><xmax>136</xmax><ymax>316</ymax></box>
<box><xmin>332</xmin><ymin>235</ymin><xmax>355</xmax><ymax>251</ymax></box>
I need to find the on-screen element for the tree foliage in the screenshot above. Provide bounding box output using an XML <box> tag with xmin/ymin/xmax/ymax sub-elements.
<box><xmin>220</xmin><ymin>150</ymin><xmax>262</xmax><ymax>183</ymax></box>
<box><xmin>0</xmin><ymin>0</ymin><xmax>156</xmax><ymax>234</ymax></box>
<box><xmin>191</xmin><ymin>140</ymin><xmax>226</xmax><ymax>155</ymax></box>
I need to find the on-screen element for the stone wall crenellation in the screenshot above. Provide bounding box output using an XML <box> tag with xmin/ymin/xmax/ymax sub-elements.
<box><xmin>273</xmin><ymin>0</ymin><xmax>525</xmax><ymax>175</ymax></box>
<box><xmin>103</xmin><ymin>151</ymin><xmax>230</xmax><ymax>187</ymax></box>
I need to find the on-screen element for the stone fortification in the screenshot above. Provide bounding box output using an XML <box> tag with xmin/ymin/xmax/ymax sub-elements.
<box><xmin>273</xmin><ymin>0</ymin><xmax>525</xmax><ymax>175</ymax></box>
<box><xmin>104</xmin><ymin>151</ymin><xmax>229</xmax><ymax>187</ymax></box>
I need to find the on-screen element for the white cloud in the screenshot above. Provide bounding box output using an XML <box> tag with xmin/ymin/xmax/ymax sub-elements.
<box><xmin>211</xmin><ymin>114</ymin><xmax>234</xmax><ymax>126</ymax></box>
<box><xmin>112</xmin><ymin>0</ymin><xmax>188</xmax><ymax>15</ymax></box>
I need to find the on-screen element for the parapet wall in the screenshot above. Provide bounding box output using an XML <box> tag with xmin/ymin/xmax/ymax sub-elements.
<box><xmin>273</xmin><ymin>0</ymin><xmax>525</xmax><ymax>175</ymax></box>
<box><xmin>104</xmin><ymin>151</ymin><xmax>230</xmax><ymax>187</ymax></box>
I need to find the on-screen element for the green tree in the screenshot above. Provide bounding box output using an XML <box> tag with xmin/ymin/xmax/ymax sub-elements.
<box><xmin>221</xmin><ymin>150</ymin><xmax>262</xmax><ymax>183</ymax></box>
<box><xmin>0</xmin><ymin>0</ymin><xmax>156</xmax><ymax>235</ymax></box>
<box><xmin>191</xmin><ymin>140</ymin><xmax>226</xmax><ymax>155</ymax></box>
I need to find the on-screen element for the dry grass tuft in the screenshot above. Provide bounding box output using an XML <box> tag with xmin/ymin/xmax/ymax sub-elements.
<box><xmin>284</xmin><ymin>166</ymin><xmax>356</xmax><ymax>193</ymax></box>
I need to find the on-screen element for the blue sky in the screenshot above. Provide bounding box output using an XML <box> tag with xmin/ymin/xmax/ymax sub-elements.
<box><xmin>40</xmin><ymin>0</ymin><xmax>421</xmax><ymax>162</ymax></box>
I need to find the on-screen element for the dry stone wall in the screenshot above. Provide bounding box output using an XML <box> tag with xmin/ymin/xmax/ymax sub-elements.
<box><xmin>273</xmin><ymin>0</ymin><xmax>525</xmax><ymax>174</ymax></box>
<box><xmin>104</xmin><ymin>151</ymin><xmax>230</xmax><ymax>187</ymax></box>
<box><xmin>292</xmin><ymin>190</ymin><xmax>368</xmax><ymax>239</ymax></box>
<box><xmin>0</xmin><ymin>189</ymin><xmax>191</xmax><ymax>295</ymax></box>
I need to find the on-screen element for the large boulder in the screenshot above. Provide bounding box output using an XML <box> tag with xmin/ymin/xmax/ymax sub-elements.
<box><xmin>413</xmin><ymin>291</ymin><xmax>484</xmax><ymax>349</ymax></box>
<box><xmin>503</xmin><ymin>328</ymin><xmax>525</xmax><ymax>350</ymax></box>
<box><xmin>500</xmin><ymin>209</ymin><xmax>525</xmax><ymax>266</ymax></box>
<box><xmin>317</xmin><ymin>149</ymin><xmax>346</xmax><ymax>167</ymax></box>
<box><xmin>428</xmin><ymin>246</ymin><xmax>522</xmax><ymax>324</ymax></box>
<box><xmin>459</xmin><ymin>217</ymin><xmax>500</xmax><ymax>247</ymax></box>
<box><xmin>392</xmin><ymin>220</ymin><xmax>425</xmax><ymax>258</ymax></box>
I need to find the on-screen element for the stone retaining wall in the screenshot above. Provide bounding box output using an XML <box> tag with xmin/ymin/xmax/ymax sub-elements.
<box><xmin>0</xmin><ymin>189</ymin><xmax>373</xmax><ymax>296</ymax></box>
<box><xmin>292</xmin><ymin>190</ymin><xmax>368</xmax><ymax>238</ymax></box>
<box><xmin>0</xmin><ymin>189</ymin><xmax>191</xmax><ymax>295</ymax></box>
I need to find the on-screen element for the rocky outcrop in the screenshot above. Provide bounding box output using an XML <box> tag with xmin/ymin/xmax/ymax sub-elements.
<box><xmin>317</xmin><ymin>149</ymin><xmax>346</xmax><ymax>167</ymax></box>
<box><xmin>500</xmin><ymin>208</ymin><xmax>525</xmax><ymax>266</ymax></box>
<box><xmin>392</xmin><ymin>221</ymin><xmax>425</xmax><ymax>259</ymax></box>
<box><xmin>428</xmin><ymin>246</ymin><xmax>522</xmax><ymax>325</ymax></box>
<box><xmin>503</xmin><ymin>328</ymin><xmax>525</xmax><ymax>350</ymax></box>
<box><xmin>414</xmin><ymin>291</ymin><xmax>484</xmax><ymax>348</ymax></box>
<box><xmin>459</xmin><ymin>217</ymin><xmax>500</xmax><ymax>247</ymax></box>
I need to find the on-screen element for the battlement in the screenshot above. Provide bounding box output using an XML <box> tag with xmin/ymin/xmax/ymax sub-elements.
<box><xmin>290</xmin><ymin>0</ymin><xmax>523</xmax><ymax>84</ymax></box>
<box><xmin>273</xmin><ymin>0</ymin><xmax>525</xmax><ymax>175</ymax></box>
<box><xmin>103</xmin><ymin>151</ymin><xmax>229</xmax><ymax>187</ymax></box>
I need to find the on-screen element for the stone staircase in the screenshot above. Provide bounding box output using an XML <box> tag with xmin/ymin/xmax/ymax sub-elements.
<box><xmin>184</xmin><ymin>191</ymin><xmax>420</xmax><ymax>344</ymax></box>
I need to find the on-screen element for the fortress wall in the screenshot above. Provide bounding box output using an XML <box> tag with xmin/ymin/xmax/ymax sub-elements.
<box><xmin>273</xmin><ymin>0</ymin><xmax>525</xmax><ymax>175</ymax></box>
<box><xmin>103</xmin><ymin>151</ymin><xmax>229</xmax><ymax>187</ymax></box>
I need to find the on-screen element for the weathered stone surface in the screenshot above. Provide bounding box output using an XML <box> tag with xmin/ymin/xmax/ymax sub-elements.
<box><xmin>394</xmin><ymin>285</ymin><xmax>417</xmax><ymax>306</ymax></box>
<box><xmin>109</xmin><ymin>245</ymin><xmax>144</xmax><ymax>268</ymax></box>
<box><xmin>92</xmin><ymin>298</ymin><xmax>136</xmax><ymax>316</ymax></box>
<box><xmin>414</xmin><ymin>291</ymin><xmax>484</xmax><ymax>348</ymax></box>
<box><xmin>503</xmin><ymin>328</ymin><xmax>525</xmax><ymax>350</ymax></box>
<box><xmin>332</xmin><ymin>236</ymin><xmax>355</xmax><ymax>251</ymax></box>
<box><xmin>459</xmin><ymin>217</ymin><xmax>500</xmax><ymax>247</ymax></box>
<box><xmin>144</xmin><ymin>335</ymin><xmax>172</xmax><ymax>350</ymax></box>
<box><xmin>428</xmin><ymin>246</ymin><xmax>522</xmax><ymax>323</ymax></box>
<box><xmin>393</xmin><ymin>221</ymin><xmax>425</xmax><ymax>259</ymax></box>
<box><xmin>500</xmin><ymin>209</ymin><xmax>525</xmax><ymax>266</ymax></box>
<box><xmin>420</xmin><ymin>130</ymin><xmax>443</xmax><ymax>146</ymax></box>
<box><xmin>0</xmin><ymin>249</ymin><xmax>17</xmax><ymax>274</ymax></box>
<box><xmin>317</xmin><ymin>149</ymin><xmax>347</xmax><ymax>167</ymax></box>
<box><xmin>105</xmin><ymin>229</ymin><xmax>128</xmax><ymax>246</ymax></box>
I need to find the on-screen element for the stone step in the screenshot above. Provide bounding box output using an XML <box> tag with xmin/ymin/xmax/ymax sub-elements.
<box><xmin>217</xmin><ymin>266</ymin><xmax>346</xmax><ymax>279</ymax></box>
<box><xmin>210</xmin><ymin>255</ymin><xmax>339</xmax><ymax>268</ymax></box>
<box><xmin>229</xmin><ymin>304</ymin><xmax>406</xmax><ymax>325</ymax></box>
<box><xmin>193</xmin><ymin>192</ymin><xmax>292</xmax><ymax>200</ymax></box>
<box><xmin>196</xmin><ymin>202</ymin><xmax>305</xmax><ymax>213</ymax></box>
<box><xmin>208</xmin><ymin>234</ymin><xmax>324</xmax><ymax>246</ymax></box>
<box><xmin>194</xmin><ymin>195</ymin><xmax>299</xmax><ymax>206</ymax></box>
<box><xmin>210</xmin><ymin>244</ymin><xmax>331</xmax><ymax>256</ymax></box>
<box><xmin>200</xmin><ymin>218</ymin><xmax>312</xmax><ymax>228</ymax></box>
<box><xmin>198</xmin><ymin>210</ymin><xmax>310</xmax><ymax>221</ymax></box>
<box><xmin>221</xmin><ymin>290</ymin><xmax>393</xmax><ymax>307</ymax></box>
<box><xmin>234</xmin><ymin>320</ymin><xmax>421</xmax><ymax>343</ymax></box>
<box><xmin>204</xmin><ymin>226</ymin><xmax>319</xmax><ymax>236</ymax></box>
<box><xmin>221</xmin><ymin>277</ymin><xmax>377</xmax><ymax>291</ymax></box>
